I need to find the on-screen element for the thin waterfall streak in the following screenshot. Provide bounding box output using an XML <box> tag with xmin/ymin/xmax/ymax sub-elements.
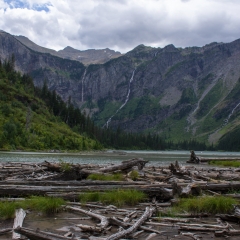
<box><xmin>81</xmin><ymin>68</ymin><xmax>87</xmax><ymax>102</ymax></box>
<box><xmin>224</xmin><ymin>101</ymin><xmax>240</xmax><ymax>125</ymax></box>
<box><xmin>103</xmin><ymin>70</ymin><xmax>135</xmax><ymax>128</ymax></box>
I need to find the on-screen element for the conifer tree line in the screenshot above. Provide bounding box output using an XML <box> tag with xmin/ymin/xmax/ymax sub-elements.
<box><xmin>33</xmin><ymin>75</ymin><xmax>209</xmax><ymax>150</ymax></box>
<box><xmin>2</xmin><ymin>55</ymin><xmax>237</xmax><ymax>151</ymax></box>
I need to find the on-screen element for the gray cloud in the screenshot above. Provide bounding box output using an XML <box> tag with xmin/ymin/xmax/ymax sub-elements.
<box><xmin>0</xmin><ymin>0</ymin><xmax>240</xmax><ymax>53</ymax></box>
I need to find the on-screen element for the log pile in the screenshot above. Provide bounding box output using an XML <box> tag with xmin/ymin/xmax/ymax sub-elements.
<box><xmin>1</xmin><ymin>157</ymin><xmax>240</xmax><ymax>239</ymax></box>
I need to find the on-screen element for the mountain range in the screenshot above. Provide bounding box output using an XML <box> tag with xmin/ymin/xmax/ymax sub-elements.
<box><xmin>1</xmin><ymin>29</ymin><xmax>240</xmax><ymax>148</ymax></box>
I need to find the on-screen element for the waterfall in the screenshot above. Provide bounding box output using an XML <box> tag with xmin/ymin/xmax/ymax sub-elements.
<box><xmin>103</xmin><ymin>70</ymin><xmax>135</xmax><ymax>128</ymax></box>
<box><xmin>224</xmin><ymin>101</ymin><xmax>240</xmax><ymax>125</ymax></box>
<box><xmin>81</xmin><ymin>68</ymin><xmax>87</xmax><ymax>102</ymax></box>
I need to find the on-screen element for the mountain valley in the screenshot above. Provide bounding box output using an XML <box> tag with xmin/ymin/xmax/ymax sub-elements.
<box><xmin>1</xmin><ymin>30</ymin><xmax>240</xmax><ymax>149</ymax></box>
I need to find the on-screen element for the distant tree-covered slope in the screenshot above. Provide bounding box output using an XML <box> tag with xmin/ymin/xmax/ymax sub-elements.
<box><xmin>0</xmin><ymin>57</ymin><xmax>102</xmax><ymax>151</ymax></box>
<box><xmin>0</xmin><ymin>54</ymin><xmax>212</xmax><ymax>151</ymax></box>
<box><xmin>1</xmin><ymin>30</ymin><xmax>240</xmax><ymax>148</ymax></box>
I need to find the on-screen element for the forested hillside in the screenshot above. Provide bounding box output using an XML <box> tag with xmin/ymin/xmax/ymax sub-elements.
<box><xmin>0</xmin><ymin>56</ymin><xmax>209</xmax><ymax>151</ymax></box>
<box><xmin>1</xmin><ymin>31</ymin><xmax>240</xmax><ymax>150</ymax></box>
<box><xmin>0</xmin><ymin>56</ymin><xmax>101</xmax><ymax>151</ymax></box>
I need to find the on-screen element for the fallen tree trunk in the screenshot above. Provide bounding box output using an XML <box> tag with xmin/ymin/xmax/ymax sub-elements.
<box><xmin>105</xmin><ymin>206</ymin><xmax>155</xmax><ymax>240</ymax></box>
<box><xmin>0</xmin><ymin>228</ymin><xmax>12</xmax><ymax>235</ymax></box>
<box><xmin>187</xmin><ymin>151</ymin><xmax>240</xmax><ymax>163</ymax></box>
<box><xmin>0</xmin><ymin>184</ymin><xmax>173</xmax><ymax>200</ymax></box>
<box><xmin>12</xmin><ymin>208</ymin><xmax>26</xmax><ymax>239</ymax></box>
<box><xmin>14</xmin><ymin>227</ymin><xmax>75</xmax><ymax>240</ymax></box>
<box><xmin>99</xmin><ymin>158</ymin><xmax>148</xmax><ymax>173</ymax></box>
<box><xmin>215</xmin><ymin>230</ymin><xmax>240</xmax><ymax>236</ymax></box>
<box><xmin>65</xmin><ymin>205</ymin><xmax>109</xmax><ymax>230</ymax></box>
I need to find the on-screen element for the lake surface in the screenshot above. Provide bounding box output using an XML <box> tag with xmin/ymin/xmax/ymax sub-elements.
<box><xmin>1</xmin><ymin>150</ymin><xmax>240</xmax><ymax>166</ymax></box>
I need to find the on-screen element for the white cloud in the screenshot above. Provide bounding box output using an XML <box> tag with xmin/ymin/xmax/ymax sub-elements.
<box><xmin>0</xmin><ymin>0</ymin><xmax>240</xmax><ymax>53</ymax></box>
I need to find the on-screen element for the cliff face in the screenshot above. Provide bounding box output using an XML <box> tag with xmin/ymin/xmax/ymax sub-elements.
<box><xmin>14</xmin><ymin>35</ymin><xmax>122</xmax><ymax>65</ymax></box>
<box><xmin>0</xmin><ymin>30</ymin><xmax>85</xmax><ymax>102</ymax></box>
<box><xmin>1</xmin><ymin>30</ymin><xmax>240</xmax><ymax>144</ymax></box>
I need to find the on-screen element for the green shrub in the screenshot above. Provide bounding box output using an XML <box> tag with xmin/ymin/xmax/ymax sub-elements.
<box><xmin>59</xmin><ymin>159</ymin><xmax>72</xmax><ymax>172</ymax></box>
<box><xmin>129</xmin><ymin>170</ymin><xmax>139</xmax><ymax>181</ymax></box>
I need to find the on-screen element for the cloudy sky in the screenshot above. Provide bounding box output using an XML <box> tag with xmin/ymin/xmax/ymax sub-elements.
<box><xmin>0</xmin><ymin>0</ymin><xmax>240</xmax><ymax>53</ymax></box>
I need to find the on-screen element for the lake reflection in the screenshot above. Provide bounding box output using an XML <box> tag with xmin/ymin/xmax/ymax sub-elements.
<box><xmin>0</xmin><ymin>150</ymin><xmax>240</xmax><ymax>166</ymax></box>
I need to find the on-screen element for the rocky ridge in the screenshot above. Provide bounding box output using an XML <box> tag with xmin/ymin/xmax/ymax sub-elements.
<box><xmin>1</xmin><ymin>30</ymin><xmax>240</xmax><ymax>145</ymax></box>
<box><xmin>14</xmin><ymin>35</ymin><xmax>122</xmax><ymax>65</ymax></box>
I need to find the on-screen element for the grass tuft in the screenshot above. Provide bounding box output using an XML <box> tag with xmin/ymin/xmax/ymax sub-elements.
<box><xmin>79</xmin><ymin>189</ymin><xmax>147</xmax><ymax>207</ymax></box>
<box><xmin>175</xmin><ymin>196</ymin><xmax>237</xmax><ymax>214</ymax></box>
<box><xmin>129</xmin><ymin>170</ymin><xmax>139</xmax><ymax>181</ymax></box>
<box><xmin>59</xmin><ymin>159</ymin><xmax>72</xmax><ymax>172</ymax></box>
<box><xmin>87</xmin><ymin>173</ymin><xmax>124</xmax><ymax>181</ymax></box>
<box><xmin>23</xmin><ymin>196</ymin><xmax>66</xmax><ymax>214</ymax></box>
<box><xmin>79</xmin><ymin>192</ymin><xmax>102</xmax><ymax>204</ymax></box>
<box><xmin>210</xmin><ymin>160</ymin><xmax>240</xmax><ymax>168</ymax></box>
<box><xmin>0</xmin><ymin>201</ymin><xmax>18</xmax><ymax>219</ymax></box>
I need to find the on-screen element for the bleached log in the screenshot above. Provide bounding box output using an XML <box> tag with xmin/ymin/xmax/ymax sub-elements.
<box><xmin>88</xmin><ymin>237</ymin><xmax>106</xmax><ymax>240</ymax></box>
<box><xmin>215</xmin><ymin>229</ymin><xmax>240</xmax><ymax>236</ymax></box>
<box><xmin>123</xmin><ymin>211</ymin><xmax>137</xmax><ymax>222</ymax></box>
<box><xmin>179</xmin><ymin>224</ymin><xmax>228</xmax><ymax>232</ymax></box>
<box><xmin>105</xmin><ymin>207</ymin><xmax>155</xmax><ymax>240</ymax></box>
<box><xmin>146</xmin><ymin>221</ymin><xmax>229</xmax><ymax>229</ymax></box>
<box><xmin>180</xmin><ymin>232</ymin><xmax>201</xmax><ymax>240</ymax></box>
<box><xmin>12</xmin><ymin>208</ymin><xmax>26</xmax><ymax>239</ymax></box>
<box><xmin>65</xmin><ymin>205</ymin><xmax>109</xmax><ymax>230</ymax></box>
<box><xmin>0</xmin><ymin>228</ymin><xmax>12</xmax><ymax>235</ymax></box>
<box><xmin>130</xmin><ymin>230</ymin><xmax>144</xmax><ymax>238</ymax></box>
<box><xmin>109</xmin><ymin>217</ymin><xmax>163</xmax><ymax>234</ymax></box>
<box><xmin>99</xmin><ymin>158</ymin><xmax>148</xmax><ymax>173</ymax></box>
<box><xmin>76</xmin><ymin>224</ymin><xmax>102</xmax><ymax>232</ymax></box>
<box><xmin>14</xmin><ymin>227</ymin><xmax>75</xmax><ymax>240</ymax></box>
<box><xmin>155</xmin><ymin>217</ymin><xmax>189</xmax><ymax>223</ymax></box>
<box><xmin>145</xmin><ymin>233</ymin><xmax>158</xmax><ymax>240</ymax></box>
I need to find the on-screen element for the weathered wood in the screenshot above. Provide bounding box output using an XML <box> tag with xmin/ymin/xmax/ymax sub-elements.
<box><xmin>0</xmin><ymin>179</ymin><xmax>147</xmax><ymax>186</ymax></box>
<box><xmin>99</xmin><ymin>158</ymin><xmax>148</xmax><ymax>173</ymax></box>
<box><xmin>156</xmin><ymin>217</ymin><xmax>189</xmax><ymax>223</ymax></box>
<box><xmin>109</xmin><ymin>216</ymin><xmax>164</xmax><ymax>234</ymax></box>
<box><xmin>105</xmin><ymin>207</ymin><xmax>155</xmax><ymax>240</ymax></box>
<box><xmin>14</xmin><ymin>227</ymin><xmax>75</xmax><ymax>240</ymax></box>
<box><xmin>187</xmin><ymin>150</ymin><xmax>240</xmax><ymax>163</ymax></box>
<box><xmin>0</xmin><ymin>228</ymin><xmax>12</xmax><ymax>235</ymax></box>
<box><xmin>180</xmin><ymin>232</ymin><xmax>201</xmax><ymax>240</ymax></box>
<box><xmin>12</xmin><ymin>208</ymin><xmax>26</xmax><ymax>239</ymax></box>
<box><xmin>179</xmin><ymin>226</ymin><xmax>218</xmax><ymax>232</ymax></box>
<box><xmin>146</xmin><ymin>233</ymin><xmax>158</xmax><ymax>240</ymax></box>
<box><xmin>76</xmin><ymin>224</ymin><xmax>102</xmax><ymax>233</ymax></box>
<box><xmin>215</xmin><ymin>230</ymin><xmax>240</xmax><ymax>236</ymax></box>
<box><xmin>65</xmin><ymin>205</ymin><xmax>109</xmax><ymax>230</ymax></box>
<box><xmin>188</xmin><ymin>150</ymin><xmax>200</xmax><ymax>164</ymax></box>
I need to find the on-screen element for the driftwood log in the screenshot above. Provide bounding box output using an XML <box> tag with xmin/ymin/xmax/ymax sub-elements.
<box><xmin>0</xmin><ymin>228</ymin><xmax>12</xmax><ymax>235</ymax></box>
<box><xmin>65</xmin><ymin>205</ymin><xmax>109</xmax><ymax>231</ymax></box>
<box><xmin>14</xmin><ymin>227</ymin><xmax>77</xmax><ymax>240</ymax></box>
<box><xmin>12</xmin><ymin>208</ymin><xmax>26</xmax><ymax>239</ymax></box>
<box><xmin>43</xmin><ymin>158</ymin><xmax>148</xmax><ymax>180</ymax></box>
<box><xmin>105</xmin><ymin>206</ymin><xmax>155</xmax><ymax>240</ymax></box>
<box><xmin>187</xmin><ymin>150</ymin><xmax>240</xmax><ymax>163</ymax></box>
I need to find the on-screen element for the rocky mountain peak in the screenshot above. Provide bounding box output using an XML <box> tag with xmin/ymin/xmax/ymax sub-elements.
<box><xmin>1</xmin><ymin>31</ymin><xmax>240</xmax><ymax>147</ymax></box>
